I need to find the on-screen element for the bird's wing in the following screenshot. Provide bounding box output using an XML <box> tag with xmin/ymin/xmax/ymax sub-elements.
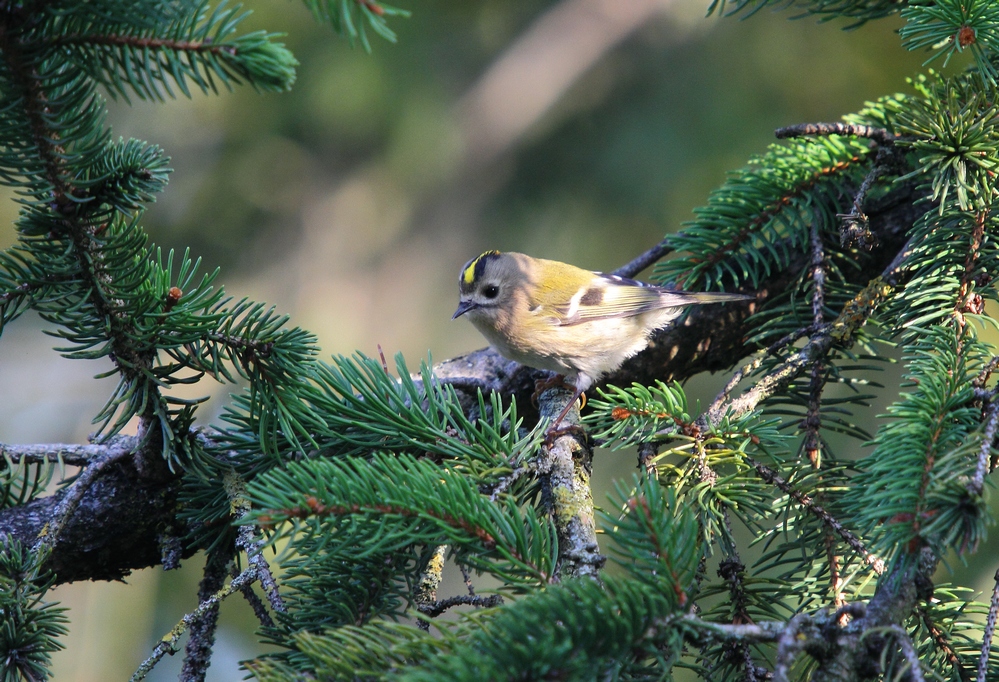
<box><xmin>554</xmin><ymin>273</ymin><xmax>749</xmax><ymax>326</ymax></box>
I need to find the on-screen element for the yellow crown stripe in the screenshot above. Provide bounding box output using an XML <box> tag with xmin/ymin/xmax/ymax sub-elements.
<box><xmin>463</xmin><ymin>250</ymin><xmax>500</xmax><ymax>285</ymax></box>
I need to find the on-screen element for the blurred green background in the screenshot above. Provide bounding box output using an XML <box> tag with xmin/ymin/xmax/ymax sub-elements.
<box><xmin>0</xmin><ymin>0</ymin><xmax>981</xmax><ymax>678</ymax></box>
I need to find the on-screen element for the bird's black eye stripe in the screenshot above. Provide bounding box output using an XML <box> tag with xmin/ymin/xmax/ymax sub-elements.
<box><xmin>483</xmin><ymin>284</ymin><xmax>499</xmax><ymax>299</ymax></box>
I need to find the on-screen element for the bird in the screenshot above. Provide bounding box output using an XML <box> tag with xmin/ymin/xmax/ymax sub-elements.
<box><xmin>452</xmin><ymin>250</ymin><xmax>753</xmax><ymax>436</ymax></box>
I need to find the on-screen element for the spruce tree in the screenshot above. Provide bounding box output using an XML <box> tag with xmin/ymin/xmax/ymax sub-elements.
<box><xmin>1</xmin><ymin>0</ymin><xmax>999</xmax><ymax>681</ymax></box>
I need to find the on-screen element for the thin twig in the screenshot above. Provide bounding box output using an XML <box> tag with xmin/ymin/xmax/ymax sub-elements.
<box><xmin>418</xmin><ymin>594</ymin><xmax>505</xmax><ymax>618</ymax></box>
<box><xmin>825</xmin><ymin>532</ymin><xmax>844</xmax><ymax>616</ymax></box>
<box><xmin>740</xmin><ymin>642</ymin><xmax>760</xmax><ymax>682</ymax></box>
<box><xmin>882</xmin><ymin>624</ymin><xmax>926</xmax><ymax>682</ymax></box>
<box><xmin>459</xmin><ymin>562</ymin><xmax>476</xmax><ymax>596</ymax></box>
<box><xmin>803</xmin><ymin>218</ymin><xmax>827</xmax><ymax>468</ymax></box>
<box><xmin>917</xmin><ymin>607</ymin><xmax>970</xmax><ymax>682</ymax></box>
<box><xmin>969</xmin><ymin>400</ymin><xmax>999</xmax><ymax>497</ymax></box>
<box><xmin>180</xmin><ymin>551</ymin><xmax>230</xmax><ymax>682</ymax></box>
<box><xmin>709</xmin><ymin>355</ymin><xmax>766</xmax><ymax>415</ymax></box>
<box><xmin>414</xmin><ymin>544</ymin><xmax>448</xmax><ymax>631</ymax></box>
<box><xmin>974</xmin><ymin>356</ymin><xmax>999</xmax><ymax>390</ymax></box>
<box><xmin>239</xmin><ymin>580</ymin><xmax>275</xmax><ymax>629</ymax></box>
<box><xmin>130</xmin><ymin>567</ymin><xmax>258</xmax><ymax>682</ymax></box>
<box><xmin>706</xmin><ymin>331</ymin><xmax>831</xmax><ymax>425</ymax></box>
<box><xmin>683</xmin><ymin>614</ymin><xmax>788</xmax><ymax>642</ymax></box>
<box><xmin>749</xmin><ymin>458</ymin><xmax>884</xmax><ymax>575</ymax></box>
<box><xmin>977</xmin><ymin>568</ymin><xmax>999</xmax><ymax>682</ymax></box>
<box><xmin>718</xmin><ymin>554</ymin><xmax>759</xmax><ymax>681</ymax></box>
<box><xmin>488</xmin><ymin>461</ymin><xmax>531</xmax><ymax>502</ymax></box>
<box><xmin>809</xmin><ymin>220</ymin><xmax>826</xmax><ymax>328</ymax></box>
<box><xmin>775</xmin><ymin>122</ymin><xmax>897</xmax><ymax>146</ymax></box>
<box><xmin>611</xmin><ymin>239</ymin><xmax>674</xmax><ymax>278</ymax></box>
<box><xmin>0</xmin><ymin>438</ymin><xmax>138</xmax><ymax>467</ymax></box>
<box><xmin>225</xmin><ymin>471</ymin><xmax>286</xmax><ymax>614</ymax></box>
<box><xmin>838</xmin><ymin>162</ymin><xmax>887</xmax><ymax>248</ymax></box>
<box><xmin>708</xmin><ymin>324</ymin><xmax>821</xmax><ymax>415</ymax></box>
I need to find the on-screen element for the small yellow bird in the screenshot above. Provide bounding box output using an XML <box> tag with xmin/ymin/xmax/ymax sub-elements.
<box><xmin>453</xmin><ymin>251</ymin><xmax>752</xmax><ymax>432</ymax></box>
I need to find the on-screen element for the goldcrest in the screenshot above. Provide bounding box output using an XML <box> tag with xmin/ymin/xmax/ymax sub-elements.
<box><xmin>453</xmin><ymin>251</ymin><xmax>752</xmax><ymax>430</ymax></box>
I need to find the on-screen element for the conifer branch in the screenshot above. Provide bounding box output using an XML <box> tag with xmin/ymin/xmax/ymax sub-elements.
<box><xmin>918</xmin><ymin>607</ymin><xmax>971</xmax><ymax>682</ymax></box>
<box><xmin>978</xmin><ymin>568</ymin><xmax>999</xmax><ymax>682</ymax></box>
<box><xmin>970</xmin><ymin>399</ymin><xmax>999</xmax><ymax>497</ymax></box>
<box><xmin>537</xmin><ymin>384</ymin><xmax>603</xmax><ymax>581</ymax></box>
<box><xmin>227</xmin><ymin>470</ymin><xmax>286</xmax><ymax>615</ymax></box>
<box><xmin>0</xmin><ymin>442</ymin><xmax>105</xmax><ymax>466</ymax></box>
<box><xmin>955</xmin><ymin>210</ymin><xmax>988</xmax><ymax>325</ymax></box>
<box><xmin>0</xmin><ymin>184</ymin><xmax>920</xmax><ymax>586</ymax></box>
<box><xmin>802</xmin><ymin>219</ymin><xmax>827</xmax><ymax>467</ymax></box>
<box><xmin>31</xmin><ymin>438</ymin><xmax>135</xmax><ymax>560</ymax></box>
<box><xmin>414</xmin><ymin>544</ymin><xmax>447</xmax><ymax>630</ymax></box>
<box><xmin>748</xmin><ymin>457</ymin><xmax>885</xmax><ymax>575</ymax></box>
<box><xmin>417</xmin><ymin>594</ymin><xmax>504</xmax><ymax>618</ymax></box>
<box><xmin>180</xmin><ymin>549</ymin><xmax>229</xmax><ymax>682</ymax></box>
<box><xmin>611</xmin><ymin>239</ymin><xmax>674</xmax><ymax>278</ymax></box>
<box><xmin>775</xmin><ymin>122</ymin><xmax>897</xmax><ymax>146</ymax></box>
<box><xmin>882</xmin><ymin>624</ymin><xmax>926</xmax><ymax>682</ymax></box>
<box><xmin>716</xmin><ymin>557</ymin><xmax>762</xmax><ymax>680</ymax></box>
<box><xmin>0</xmin><ymin>27</ymin><xmax>169</xmax><ymax>456</ymax></box>
<box><xmin>130</xmin><ymin>567</ymin><xmax>259</xmax><ymax>682</ymax></box>
<box><xmin>677</xmin><ymin>150</ymin><xmax>870</xmax><ymax>283</ymax></box>
<box><xmin>239</xmin><ymin>581</ymin><xmax>275</xmax><ymax>629</ymax></box>
<box><xmin>59</xmin><ymin>34</ymin><xmax>244</xmax><ymax>55</ymax></box>
<box><xmin>705</xmin><ymin>240</ymin><xmax>905</xmax><ymax>427</ymax></box>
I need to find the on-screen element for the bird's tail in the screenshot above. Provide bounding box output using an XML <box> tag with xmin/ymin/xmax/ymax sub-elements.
<box><xmin>661</xmin><ymin>290</ymin><xmax>754</xmax><ymax>306</ymax></box>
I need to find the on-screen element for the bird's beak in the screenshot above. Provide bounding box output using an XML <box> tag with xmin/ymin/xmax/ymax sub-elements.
<box><xmin>452</xmin><ymin>300</ymin><xmax>477</xmax><ymax>319</ymax></box>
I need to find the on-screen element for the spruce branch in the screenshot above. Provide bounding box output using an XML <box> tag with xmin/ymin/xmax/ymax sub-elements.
<box><xmin>130</xmin><ymin>566</ymin><xmax>259</xmax><ymax>682</ymax></box>
<box><xmin>969</xmin><ymin>399</ymin><xmax>999</xmax><ymax>497</ymax></box>
<box><xmin>414</xmin><ymin>544</ymin><xmax>446</xmax><ymax>630</ymax></box>
<box><xmin>417</xmin><ymin>594</ymin><xmax>504</xmax><ymax>619</ymax></box>
<box><xmin>239</xmin><ymin>580</ymin><xmax>275</xmax><ymax>629</ymax></box>
<box><xmin>978</xmin><ymin>568</ymin><xmax>999</xmax><ymax>682</ymax></box>
<box><xmin>775</xmin><ymin>122</ymin><xmax>897</xmax><ymax>145</ymax></box>
<box><xmin>226</xmin><ymin>470</ymin><xmax>286</xmax><ymax>614</ymax></box>
<box><xmin>748</xmin><ymin>457</ymin><xmax>885</xmax><ymax>575</ymax></box>
<box><xmin>802</xmin><ymin>218</ymin><xmax>828</xmax><ymax>467</ymax></box>
<box><xmin>31</xmin><ymin>437</ymin><xmax>135</xmax><ymax>560</ymax></box>
<box><xmin>0</xmin><ymin>184</ymin><xmax>919</xmax><ymax>585</ymax></box>
<box><xmin>611</xmin><ymin>238</ymin><xmax>674</xmax><ymax>278</ymax></box>
<box><xmin>879</xmin><ymin>624</ymin><xmax>926</xmax><ymax>682</ymax></box>
<box><xmin>0</xmin><ymin>442</ymin><xmax>105</xmax><ymax>467</ymax></box>
<box><xmin>918</xmin><ymin>606</ymin><xmax>971</xmax><ymax>682</ymax></box>
<box><xmin>955</xmin><ymin>209</ymin><xmax>988</xmax><ymax>326</ymax></box>
<box><xmin>180</xmin><ymin>549</ymin><xmax>230</xmax><ymax>682</ymax></box>
<box><xmin>536</xmin><ymin>384</ymin><xmax>603</xmax><ymax>581</ymax></box>
<box><xmin>704</xmin><ymin>246</ymin><xmax>903</xmax><ymax>427</ymax></box>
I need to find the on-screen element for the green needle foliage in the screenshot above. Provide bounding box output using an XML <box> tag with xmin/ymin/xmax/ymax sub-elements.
<box><xmin>0</xmin><ymin>543</ymin><xmax>67</xmax><ymax>682</ymax></box>
<box><xmin>6</xmin><ymin>0</ymin><xmax>999</xmax><ymax>680</ymax></box>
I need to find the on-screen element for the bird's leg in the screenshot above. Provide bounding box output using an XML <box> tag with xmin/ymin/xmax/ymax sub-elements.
<box><xmin>531</xmin><ymin>374</ymin><xmax>577</xmax><ymax>407</ymax></box>
<box><xmin>543</xmin><ymin>384</ymin><xmax>588</xmax><ymax>446</ymax></box>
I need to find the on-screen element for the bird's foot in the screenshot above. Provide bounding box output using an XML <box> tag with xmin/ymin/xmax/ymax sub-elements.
<box><xmin>543</xmin><ymin>423</ymin><xmax>588</xmax><ymax>448</ymax></box>
<box><xmin>531</xmin><ymin>375</ymin><xmax>585</xmax><ymax>408</ymax></box>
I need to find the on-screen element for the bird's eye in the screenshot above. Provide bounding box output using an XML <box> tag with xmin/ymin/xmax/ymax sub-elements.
<box><xmin>483</xmin><ymin>284</ymin><xmax>499</xmax><ymax>299</ymax></box>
